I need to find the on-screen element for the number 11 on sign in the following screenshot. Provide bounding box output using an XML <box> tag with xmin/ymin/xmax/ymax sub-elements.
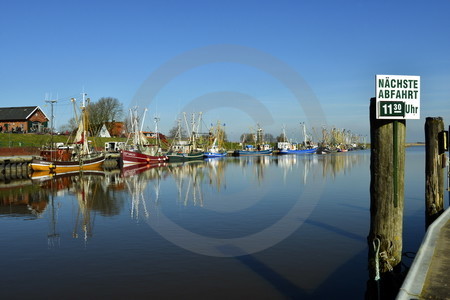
<box><xmin>379</xmin><ymin>101</ymin><xmax>405</xmax><ymax>118</ymax></box>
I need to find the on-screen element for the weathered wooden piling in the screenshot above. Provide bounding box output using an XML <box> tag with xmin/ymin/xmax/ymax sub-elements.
<box><xmin>0</xmin><ymin>157</ymin><xmax>33</xmax><ymax>180</ymax></box>
<box><xmin>1</xmin><ymin>159</ymin><xmax>11</xmax><ymax>176</ymax></box>
<box><xmin>368</xmin><ymin>98</ymin><xmax>405</xmax><ymax>280</ymax></box>
<box><xmin>425</xmin><ymin>117</ymin><xmax>445</xmax><ymax>226</ymax></box>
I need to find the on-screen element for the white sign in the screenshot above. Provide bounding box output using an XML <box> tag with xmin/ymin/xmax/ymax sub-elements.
<box><xmin>375</xmin><ymin>74</ymin><xmax>420</xmax><ymax>119</ymax></box>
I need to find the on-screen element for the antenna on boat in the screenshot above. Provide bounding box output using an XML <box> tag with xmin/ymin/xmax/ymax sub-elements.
<box><xmin>46</xmin><ymin>98</ymin><xmax>57</xmax><ymax>150</ymax></box>
<box><xmin>45</xmin><ymin>99</ymin><xmax>58</xmax><ymax>133</ymax></box>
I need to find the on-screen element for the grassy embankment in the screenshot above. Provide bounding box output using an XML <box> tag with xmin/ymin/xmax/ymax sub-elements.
<box><xmin>0</xmin><ymin>132</ymin><xmax>126</xmax><ymax>148</ymax></box>
<box><xmin>0</xmin><ymin>133</ymin><xmax>126</xmax><ymax>156</ymax></box>
<box><xmin>0</xmin><ymin>133</ymin><xmax>243</xmax><ymax>156</ymax></box>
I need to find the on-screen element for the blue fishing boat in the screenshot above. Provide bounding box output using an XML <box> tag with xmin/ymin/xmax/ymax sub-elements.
<box><xmin>204</xmin><ymin>122</ymin><xmax>228</xmax><ymax>158</ymax></box>
<box><xmin>277</xmin><ymin>123</ymin><xmax>317</xmax><ymax>154</ymax></box>
<box><xmin>276</xmin><ymin>123</ymin><xmax>317</xmax><ymax>155</ymax></box>
<box><xmin>234</xmin><ymin>124</ymin><xmax>273</xmax><ymax>156</ymax></box>
<box><xmin>204</xmin><ymin>147</ymin><xmax>228</xmax><ymax>158</ymax></box>
<box><xmin>278</xmin><ymin>147</ymin><xmax>318</xmax><ymax>154</ymax></box>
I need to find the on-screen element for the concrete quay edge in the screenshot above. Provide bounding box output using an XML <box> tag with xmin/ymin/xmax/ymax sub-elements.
<box><xmin>397</xmin><ymin>207</ymin><xmax>450</xmax><ymax>299</ymax></box>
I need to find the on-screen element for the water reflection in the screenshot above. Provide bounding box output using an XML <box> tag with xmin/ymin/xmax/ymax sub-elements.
<box><xmin>275</xmin><ymin>152</ymin><xmax>369</xmax><ymax>177</ymax></box>
<box><xmin>32</xmin><ymin>170</ymin><xmax>126</xmax><ymax>217</ymax></box>
<box><xmin>0</xmin><ymin>153</ymin><xmax>369</xmax><ymax>222</ymax></box>
<box><xmin>122</xmin><ymin>163</ymin><xmax>167</xmax><ymax>220</ymax></box>
<box><xmin>30</xmin><ymin>169</ymin><xmax>127</xmax><ymax>243</ymax></box>
<box><xmin>168</xmin><ymin>161</ymin><xmax>207</xmax><ymax>207</ymax></box>
<box><xmin>0</xmin><ymin>151</ymin><xmax>375</xmax><ymax>298</ymax></box>
<box><xmin>204</xmin><ymin>158</ymin><xmax>227</xmax><ymax>192</ymax></box>
<box><xmin>0</xmin><ymin>179</ymin><xmax>49</xmax><ymax>219</ymax></box>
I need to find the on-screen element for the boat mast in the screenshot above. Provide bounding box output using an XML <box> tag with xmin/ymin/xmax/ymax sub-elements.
<box><xmin>154</xmin><ymin>115</ymin><xmax>160</xmax><ymax>149</ymax></box>
<box><xmin>183</xmin><ymin>112</ymin><xmax>190</xmax><ymax>141</ymax></box>
<box><xmin>80</xmin><ymin>92</ymin><xmax>90</xmax><ymax>155</ymax></box>
<box><xmin>194</xmin><ymin>112</ymin><xmax>203</xmax><ymax>150</ymax></box>
<box><xmin>127</xmin><ymin>108</ymin><xmax>134</xmax><ymax>146</ymax></box>
<box><xmin>183</xmin><ymin>112</ymin><xmax>195</xmax><ymax>149</ymax></box>
<box><xmin>191</xmin><ymin>113</ymin><xmax>197</xmax><ymax>149</ymax></box>
<box><xmin>282</xmin><ymin>124</ymin><xmax>287</xmax><ymax>143</ymax></box>
<box><xmin>140</xmin><ymin>108</ymin><xmax>148</xmax><ymax>132</ymax></box>
<box><xmin>301</xmin><ymin>122</ymin><xmax>307</xmax><ymax>145</ymax></box>
<box><xmin>45</xmin><ymin>98</ymin><xmax>57</xmax><ymax>159</ymax></box>
<box><xmin>138</xmin><ymin>108</ymin><xmax>149</xmax><ymax>147</ymax></box>
<box><xmin>256</xmin><ymin>123</ymin><xmax>263</xmax><ymax>145</ymax></box>
<box><xmin>71</xmin><ymin>98</ymin><xmax>78</xmax><ymax>124</ymax></box>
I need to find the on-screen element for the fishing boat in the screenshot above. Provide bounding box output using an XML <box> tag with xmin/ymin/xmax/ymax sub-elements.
<box><xmin>234</xmin><ymin>144</ymin><xmax>273</xmax><ymax>156</ymax></box>
<box><xmin>204</xmin><ymin>121</ymin><xmax>228</xmax><ymax>158</ymax></box>
<box><xmin>166</xmin><ymin>113</ymin><xmax>204</xmax><ymax>162</ymax></box>
<box><xmin>315</xmin><ymin>146</ymin><xmax>333</xmax><ymax>155</ymax></box>
<box><xmin>204</xmin><ymin>144</ymin><xmax>228</xmax><ymax>158</ymax></box>
<box><xmin>120</xmin><ymin>108</ymin><xmax>168</xmax><ymax>166</ymax></box>
<box><xmin>279</xmin><ymin>146</ymin><xmax>318</xmax><ymax>154</ymax></box>
<box><xmin>30</xmin><ymin>94</ymin><xmax>105</xmax><ymax>172</ymax></box>
<box><xmin>167</xmin><ymin>146</ymin><xmax>204</xmax><ymax>162</ymax></box>
<box><xmin>233</xmin><ymin>125</ymin><xmax>273</xmax><ymax>156</ymax></box>
<box><xmin>277</xmin><ymin>123</ymin><xmax>317</xmax><ymax>154</ymax></box>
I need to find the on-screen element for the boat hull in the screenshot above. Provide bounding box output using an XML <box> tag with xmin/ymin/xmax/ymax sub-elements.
<box><xmin>233</xmin><ymin>149</ymin><xmax>273</xmax><ymax>156</ymax></box>
<box><xmin>167</xmin><ymin>151</ymin><xmax>204</xmax><ymax>162</ymax></box>
<box><xmin>120</xmin><ymin>150</ymin><xmax>168</xmax><ymax>166</ymax></box>
<box><xmin>30</xmin><ymin>154</ymin><xmax>105</xmax><ymax>172</ymax></box>
<box><xmin>278</xmin><ymin>147</ymin><xmax>318</xmax><ymax>155</ymax></box>
<box><xmin>203</xmin><ymin>151</ymin><xmax>228</xmax><ymax>158</ymax></box>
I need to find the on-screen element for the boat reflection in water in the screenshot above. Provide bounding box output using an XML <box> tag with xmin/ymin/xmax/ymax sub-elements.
<box><xmin>1</xmin><ymin>153</ymin><xmax>369</xmax><ymax>240</ymax></box>
<box><xmin>0</xmin><ymin>150</ymin><xmax>379</xmax><ymax>299</ymax></box>
<box><xmin>29</xmin><ymin>167</ymin><xmax>126</xmax><ymax>244</ymax></box>
<box><xmin>122</xmin><ymin>162</ymin><xmax>168</xmax><ymax>220</ymax></box>
<box><xmin>168</xmin><ymin>161</ymin><xmax>207</xmax><ymax>207</ymax></box>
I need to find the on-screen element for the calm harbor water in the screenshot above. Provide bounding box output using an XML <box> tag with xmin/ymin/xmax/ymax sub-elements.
<box><xmin>0</xmin><ymin>147</ymin><xmax>445</xmax><ymax>299</ymax></box>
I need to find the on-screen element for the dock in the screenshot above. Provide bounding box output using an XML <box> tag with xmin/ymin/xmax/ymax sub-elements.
<box><xmin>0</xmin><ymin>156</ymin><xmax>33</xmax><ymax>179</ymax></box>
<box><xmin>397</xmin><ymin>207</ymin><xmax>450</xmax><ymax>299</ymax></box>
<box><xmin>0</xmin><ymin>154</ymin><xmax>120</xmax><ymax>178</ymax></box>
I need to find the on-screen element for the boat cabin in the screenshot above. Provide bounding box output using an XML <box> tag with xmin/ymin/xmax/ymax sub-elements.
<box><xmin>105</xmin><ymin>141</ymin><xmax>126</xmax><ymax>152</ymax></box>
<box><xmin>277</xmin><ymin>142</ymin><xmax>298</xmax><ymax>151</ymax></box>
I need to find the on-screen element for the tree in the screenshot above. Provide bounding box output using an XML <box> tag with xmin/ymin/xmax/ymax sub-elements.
<box><xmin>59</xmin><ymin>117</ymin><xmax>78</xmax><ymax>135</ymax></box>
<box><xmin>276</xmin><ymin>132</ymin><xmax>287</xmax><ymax>142</ymax></box>
<box><xmin>85</xmin><ymin>97</ymin><xmax>123</xmax><ymax>136</ymax></box>
<box><xmin>168</xmin><ymin>121</ymin><xmax>187</xmax><ymax>139</ymax></box>
<box><xmin>240</xmin><ymin>133</ymin><xmax>255</xmax><ymax>144</ymax></box>
<box><xmin>264</xmin><ymin>133</ymin><xmax>275</xmax><ymax>143</ymax></box>
<box><xmin>123</xmin><ymin>115</ymin><xmax>132</xmax><ymax>137</ymax></box>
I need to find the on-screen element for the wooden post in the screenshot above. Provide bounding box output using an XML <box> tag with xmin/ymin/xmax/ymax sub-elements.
<box><xmin>368</xmin><ymin>98</ymin><xmax>405</xmax><ymax>280</ymax></box>
<box><xmin>425</xmin><ymin>117</ymin><xmax>445</xmax><ymax>226</ymax></box>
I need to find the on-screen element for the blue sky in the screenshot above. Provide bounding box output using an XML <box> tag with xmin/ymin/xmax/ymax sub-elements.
<box><xmin>1</xmin><ymin>0</ymin><xmax>450</xmax><ymax>142</ymax></box>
